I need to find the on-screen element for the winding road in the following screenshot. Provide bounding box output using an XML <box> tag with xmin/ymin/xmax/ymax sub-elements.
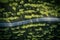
<box><xmin>0</xmin><ymin>17</ymin><xmax>60</xmax><ymax>27</ymax></box>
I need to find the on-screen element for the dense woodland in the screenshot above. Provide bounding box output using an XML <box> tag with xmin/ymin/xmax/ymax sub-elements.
<box><xmin>0</xmin><ymin>0</ymin><xmax>60</xmax><ymax>40</ymax></box>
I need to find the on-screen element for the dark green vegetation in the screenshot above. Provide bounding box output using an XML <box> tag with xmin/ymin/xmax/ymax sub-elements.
<box><xmin>0</xmin><ymin>0</ymin><xmax>60</xmax><ymax>40</ymax></box>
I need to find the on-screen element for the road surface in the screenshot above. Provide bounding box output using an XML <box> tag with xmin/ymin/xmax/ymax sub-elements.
<box><xmin>0</xmin><ymin>17</ymin><xmax>60</xmax><ymax>27</ymax></box>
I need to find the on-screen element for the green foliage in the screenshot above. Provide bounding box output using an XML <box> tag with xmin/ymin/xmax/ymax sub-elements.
<box><xmin>0</xmin><ymin>0</ymin><xmax>60</xmax><ymax>40</ymax></box>
<box><xmin>0</xmin><ymin>0</ymin><xmax>9</xmax><ymax>3</ymax></box>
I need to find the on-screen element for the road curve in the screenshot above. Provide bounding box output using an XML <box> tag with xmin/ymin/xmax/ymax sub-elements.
<box><xmin>0</xmin><ymin>17</ymin><xmax>60</xmax><ymax>27</ymax></box>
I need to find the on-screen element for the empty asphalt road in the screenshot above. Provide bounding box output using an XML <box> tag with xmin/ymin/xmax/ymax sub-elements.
<box><xmin>0</xmin><ymin>17</ymin><xmax>60</xmax><ymax>27</ymax></box>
